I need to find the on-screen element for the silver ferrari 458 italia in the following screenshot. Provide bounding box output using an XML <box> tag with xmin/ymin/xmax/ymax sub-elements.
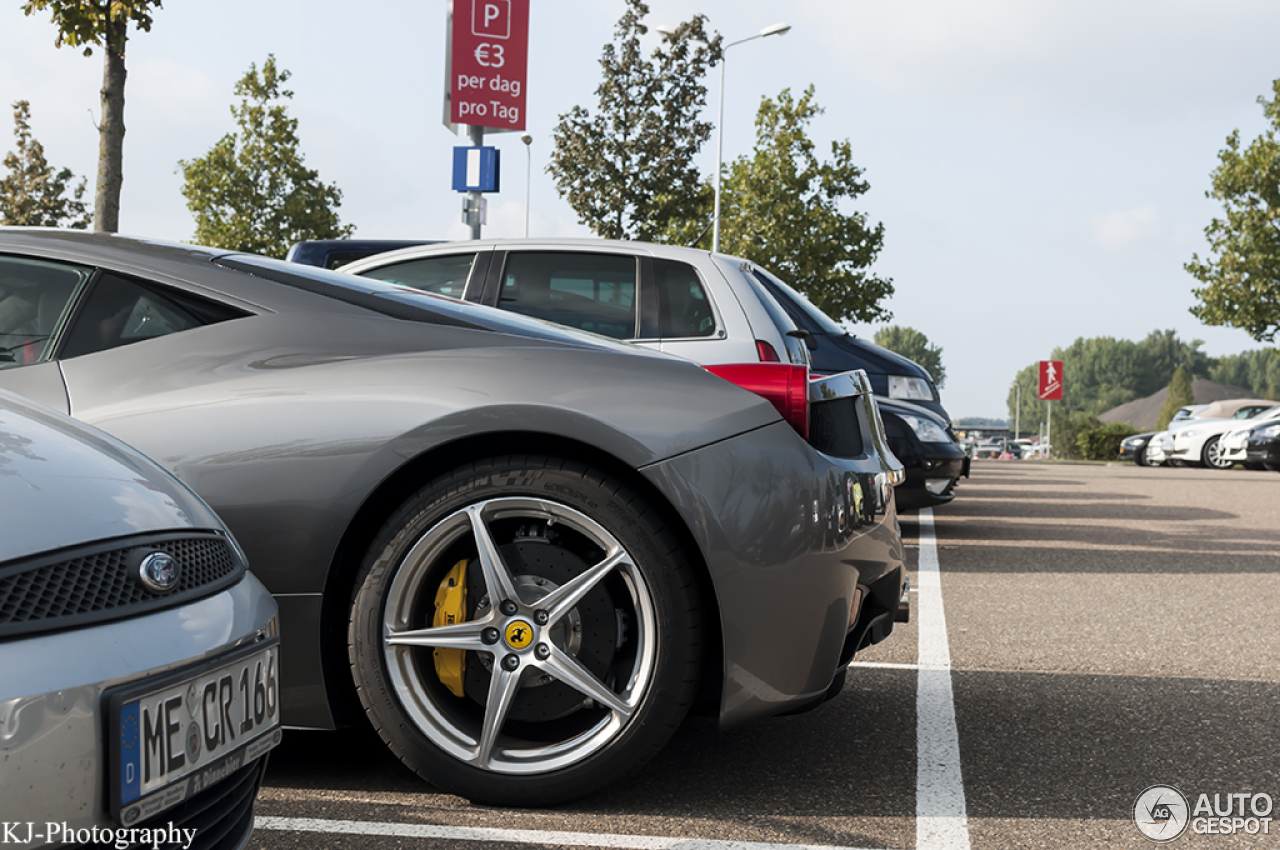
<box><xmin>0</xmin><ymin>229</ymin><xmax>905</xmax><ymax>806</ymax></box>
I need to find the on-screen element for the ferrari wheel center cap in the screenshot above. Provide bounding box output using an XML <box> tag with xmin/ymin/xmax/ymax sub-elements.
<box><xmin>504</xmin><ymin>620</ymin><xmax>535</xmax><ymax>650</ymax></box>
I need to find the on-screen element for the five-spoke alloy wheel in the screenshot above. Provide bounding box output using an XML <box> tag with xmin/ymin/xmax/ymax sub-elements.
<box><xmin>1200</xmin><ymin>436</ymin><xmax>1232</xmax><ymax>470</ymax></box>
<box><xmin>349</xmin><ymin>457</ymin><xmax>702</xmax><ymax>806</ymax></box>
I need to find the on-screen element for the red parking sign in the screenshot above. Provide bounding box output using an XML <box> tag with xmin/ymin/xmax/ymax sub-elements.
<box><xmin>448</xmin><ymin>0</ymin><xmax>529</xmax><ymax>131</ymax></box>
<box><xmin>1038</xmin><ymin>360</ymin><xmax>1063</xmax><ymax>401</ymax></box>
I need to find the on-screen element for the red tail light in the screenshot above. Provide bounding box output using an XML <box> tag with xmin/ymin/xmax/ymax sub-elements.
<box><xmin>705</xmin><ymin>363</ymin><xmax>809</xmax><ymax>440</ymax></box>
<box><xmin>755</xmin><ymin>340</ymin><xmax>780</xmax><ymax>362</ymax></box>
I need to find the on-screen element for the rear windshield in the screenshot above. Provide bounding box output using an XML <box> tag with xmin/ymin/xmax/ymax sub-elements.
<box><xmin>753</xmin><ymin>268</ymin><xmax>846</xmax><ymax>336</ymax></box>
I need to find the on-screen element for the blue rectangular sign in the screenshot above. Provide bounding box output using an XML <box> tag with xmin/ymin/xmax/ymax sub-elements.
<box><xmin>452</xmin><ymin>146</ymin><xmax>501</xmax><ymax>192</ymax></box>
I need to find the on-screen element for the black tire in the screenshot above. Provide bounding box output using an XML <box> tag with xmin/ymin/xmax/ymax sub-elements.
<box><xmin>1243</xmin><ymin>462</ymin><xmax>1266</xmax><ymax>471</ymax></box>
<box><xmin>1136</xmin><ymin>444</ymin><xmax>1152</xmax><ymax>466</ymax></box>
<box><xmin>1200</xmin><ymin>436</ymin><xmax>1232</xmax><ymax>470</ymax></box>
<box><xmin>349</xmin><ymin>456</ymin><xmax>703</xmax><ymax>806</ymax></box>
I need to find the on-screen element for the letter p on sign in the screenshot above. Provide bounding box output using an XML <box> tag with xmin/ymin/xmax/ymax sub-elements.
<box><xmin>473</xmin><ymin>0</ymin><xmax>511</xmax><ymax>39</ymax></box>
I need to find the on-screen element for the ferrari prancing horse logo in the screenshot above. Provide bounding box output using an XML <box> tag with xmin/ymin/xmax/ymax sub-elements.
<box><xmin>504</xmin><ymin>620</ymin><xmax>534</xmax><ymax>649</ymax></box>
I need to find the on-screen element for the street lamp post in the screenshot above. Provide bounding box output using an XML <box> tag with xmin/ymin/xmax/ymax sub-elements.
<box><xmin>1011</xmin><ymin>380</ymin><xmax>1021</xmax><ymax>441</ymax></box>
<box><xmin>656</xmin><ymin>22</ymin><xmax>790</xmax><ymax>253</ymax></box>
<box><xmin>520</xmin><ymin>133</ymin><xmax>532</xmax><ymax>238</ymax></box>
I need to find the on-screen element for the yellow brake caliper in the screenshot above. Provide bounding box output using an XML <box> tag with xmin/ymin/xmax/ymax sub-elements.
<box><xmin>432</xmin><ymin>559</ymin><xmax>468</xmax><ymax>697</ymax></box>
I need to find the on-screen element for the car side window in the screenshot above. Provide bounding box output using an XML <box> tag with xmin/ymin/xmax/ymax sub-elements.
<box><xmin>654</xmin><ymin>259</ymin><xmax>716</xmax><ymax>338</ymax></box>
<box><xmin>60</xmin><ymin>272</ymin><xmax>246</xmax><ymax>359</ymax></box>
<box><xmin>0</xmin><ymin>256</ymin><xmax>93</xmax><ymax>367</ymax></box>
<box><xmin>499</xmin><ymin>253</ymin><xmax>637</xmax><ymax>339</ymax></box>
<box><xmin>357</xmin><ymin>253</ymin><xmax>477</xmax><ymax>299</ymax></box>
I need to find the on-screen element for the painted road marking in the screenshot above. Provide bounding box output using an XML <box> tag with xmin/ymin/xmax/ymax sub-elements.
<box><xmin>848</xmin><ymin>661</ymin><xmax>920</xmax><ymax>670</ymax></box>
<box><xmin>914</xmin><ymin>507</ymin><xmax>971</xmax><ymax>850</ymax></box>
<box><xmin>255</xmin><ymin>817</ymin><xmax>891</xmax><ymax>850</ymax></box>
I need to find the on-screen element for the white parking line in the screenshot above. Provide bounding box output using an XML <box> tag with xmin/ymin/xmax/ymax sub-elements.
<box><xmin>254</xmin><ymin>816</ymin><xmax>891</xmax><ymax>850</ymax></box>
<box><xmin>914</xmin><ymin>508</ymin><xmax>971</xmax><ymax>850</ymax></box>
<box><xmin>848</xmin><ymin>661</ymin><xmax>920</xmax><ymax>670</ymax></box>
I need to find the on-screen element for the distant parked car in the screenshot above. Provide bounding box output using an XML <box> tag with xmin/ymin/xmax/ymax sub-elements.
<box><xmin>1167</xmin><ymin>404</ymin><xmax>1280</xmax><ymax>469</ymax></box>
<box><xmin>1244</xmin><ymin>419</ymin><xmax>1280</xmax><ymax>471</ymax></box>
<box><xmin>1119</xmin><ymin>432</ymin><xmax>1161</xmax><ymax>465</ymax></box>
<box><xmin>0</xmin><ymin>390</ymin><xmax>279</xmax><ymax>847</ymax></box>
<box><xmin>877</xmin><ymin>397</ymin><xmax>968</xmax><ymax>507</ymax></box>
<box><xmin>1144</xmin><ymin>432</ymin><xmax>1172</xmax><ymax>465</ymax></box>
<box><xmin>335</xmin><ymin>238</ymin><xmax>968</xmax><ymax>507</ymax></box>
<box><xmin>1192</xmin><ymin>399</ymin><xmax>1275</xmax><ymax>420</ymax></box>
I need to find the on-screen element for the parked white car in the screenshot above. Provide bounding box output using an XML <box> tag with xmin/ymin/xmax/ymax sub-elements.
<box><xmin>1167</xmin><ymin>404</ymin><xmax>1280</xmax><ymax>469</ymax></box>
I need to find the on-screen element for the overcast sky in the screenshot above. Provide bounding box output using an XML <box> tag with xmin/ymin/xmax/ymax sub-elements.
<box><xmin>3</xmin><ymin>0</ymin><xmax>1278</xmax><ymax>418</ymax></box>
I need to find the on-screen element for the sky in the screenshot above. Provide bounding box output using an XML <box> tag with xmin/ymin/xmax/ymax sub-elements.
<box><xmin>2</xmin><ymin>0</ymin><xmax>1278</xmax><ymax>418</ymax></box>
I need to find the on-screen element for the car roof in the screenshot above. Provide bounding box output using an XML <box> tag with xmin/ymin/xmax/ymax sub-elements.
<box><xmin>0</xmin><ymin>229</ymin><xmax>661</xmax><ymax>354</ymax></box>
<box><xmin>1193</xmin><ymin>398</ymin><xmax>1275</xmax><ymax>419</ymax></box>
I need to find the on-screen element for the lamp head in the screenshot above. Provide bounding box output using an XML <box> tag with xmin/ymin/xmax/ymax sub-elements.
<box><xmin>760</xmin><ymin>23</ymin><xmax>791</xmax><ymax>37</ymax></box>
<box><xmin>520</xmin><ymin>133</ymin><xmax>532</xmax><ymax>145</ymax></box>
<box><xmin>654</xmin><ymin>24</ymin><xmax>677</xmax><ymax>37</ymax></box>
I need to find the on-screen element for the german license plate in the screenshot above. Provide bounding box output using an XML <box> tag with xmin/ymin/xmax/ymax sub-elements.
<box><xmin>108</xmin><ymin>640</ymin><xmax>281</xmax><ymax>827</ymax></box>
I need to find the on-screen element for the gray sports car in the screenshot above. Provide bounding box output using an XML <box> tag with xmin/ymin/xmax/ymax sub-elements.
<box><xmin>0</xmin><ymin>229</ymin><xmax>905</xmax><ymax>806</ymax></box>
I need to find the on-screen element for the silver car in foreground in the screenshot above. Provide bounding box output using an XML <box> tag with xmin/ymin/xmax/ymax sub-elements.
<box><xmin>0</xmin><ymin>391</ymin><xmax>279</xmax><ymax>849</ymax></box>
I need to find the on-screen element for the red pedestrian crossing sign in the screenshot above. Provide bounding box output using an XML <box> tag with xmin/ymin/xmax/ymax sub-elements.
<box><xmin>1038</xmin><ymin>360</ymin><xmax>1063</xmax><ymax>401</ymax></box>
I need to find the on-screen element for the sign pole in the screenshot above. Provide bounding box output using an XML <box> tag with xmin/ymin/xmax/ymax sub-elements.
<box><xmin>446</xmin><ymin>0</ymin><xmax>530</xmax><ymax>241</ymax></box>
<box><xmin>468</xmin><ymin>124</ymin><xmax>484</xmax><ymax>240</ymax></box>
<box><xmin>1046</xmin><ymin>400</ymin><xmax>1052</xmax><ymax>457</ymax></box>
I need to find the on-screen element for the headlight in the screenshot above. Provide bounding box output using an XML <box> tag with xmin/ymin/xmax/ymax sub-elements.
<box><xmin>1257</xmin><ymin>424</ymin><xmax>1280</xmax><ymax>440</ymax></box>
<box><xmin>888</xmin><ymin>376</ymin><xmax>933</xmax><ymax>401</ymax></box>
<box><xmin>900</xmin><ymin>414</ymin><xmax>950</xmax><ymax>443</ymax></box>
<box><xmin>1121</xmin><ymin>437</ymin><xmax>1142</xmax><ymax>447</ymax></box>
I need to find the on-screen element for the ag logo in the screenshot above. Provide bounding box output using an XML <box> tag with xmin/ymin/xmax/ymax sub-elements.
<box><xmin>504</xmin><ymin>620</ymin><xmax>533</xmax><ymax>649</ymax></box>
<box><xmin>1134</xmin><ymin>785</ymin><xmax>1189</xmax><ymax>842</ymax></box>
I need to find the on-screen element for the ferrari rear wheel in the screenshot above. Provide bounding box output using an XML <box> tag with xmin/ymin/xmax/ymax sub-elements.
<box><xmin>349</xmin><ymin>456</ymin><xmax>702</xmax><ymax>806</ymax></box>
<box><xmin>1201</xmin><ymin>436</ymin><xmax>1232</xmax><ymax>470</ymax></box>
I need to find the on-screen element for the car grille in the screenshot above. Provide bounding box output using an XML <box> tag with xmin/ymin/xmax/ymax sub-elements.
<box><xmin>810</xmin><ymin>396</ymin><xmax>865</xmax><ymax>458</ymax></box>
<box><xmin>0</xmin><ymin>532</ymin><xmax>244</xmax><ymax>639</ymax></box>
<box><xmin>68</xmin><ymin>756</ymin><xmax>268</xmax><ymax>850</ymax></box>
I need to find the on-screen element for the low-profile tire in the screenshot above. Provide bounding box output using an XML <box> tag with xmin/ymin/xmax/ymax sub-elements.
<box><xmin>1136</xmin><ymin>444</ymin><xmax>1153</xmax><ymax>466</ymax></box>
<box><xmin>349</xmin><ymin>455</ymin><xmax>703</xmax><ymax>806</ymax></box>
<box><xmin>1243</xmin><ymin>462</ymin><xmax>1265</xmax><ymax>471</ymax></box>
<box><xmin>1200</xmin><ymin>436</ymin><xmax>1232</xmax><ymax>470</ymax></box>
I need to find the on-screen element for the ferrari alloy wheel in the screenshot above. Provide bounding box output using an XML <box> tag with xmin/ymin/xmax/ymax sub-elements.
<box><xmin>1201</xmin><ymin>436</ymin><xmax>1232</xmax><ymax>470</ymax></box>
<box><xmin>349</xmin><ymin>457</ymin><xmax>702</xmax><ymax>806</ymax></box>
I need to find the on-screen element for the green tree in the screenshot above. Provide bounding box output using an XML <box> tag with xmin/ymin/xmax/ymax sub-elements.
<box><xmin>873</xmin><ymin>325</ymin><xmax>946</xmax><ymax>387</ymax></box>
<box><xmin>23</xmin><ymin>0</ymin><xmax>162</xmax><ymax>233</ymax></box>
<box><xmin>179</xmin><ymin>56</ymin><xmax>352</xmax><ymax>258</ymax></box>
<box><xmin>668</xmin><ymin>86</ymin><xmax>893</xmax><ymax>323</ymax></box>
<box><xmin>1208</xmin><ymin>348</ymin><xmax>1280</xmax><ymax>400</ymax></box>
<box><xmin>1006</xmin><ymin>330</ymin><xmax>1209</xmax><ymax>425</ymax></box>
<box><xmin>1156</xmin><ymin>366</ymin><xmax>1195</xmax><ymax>430</ymax></box>
<box><xmin>1186</xmin><ymin>78</ymin><xmax>1280</xmax><ymax>342</ymax></box>
<box><xmin>548</xmin><ymin>0</ymin><xmax>721</xmax><ymax>241</ymax></box>
<box><xmin>0</xmin><ymin>100</ymin><xmax>90</xmax><ymax>228</ymax></box>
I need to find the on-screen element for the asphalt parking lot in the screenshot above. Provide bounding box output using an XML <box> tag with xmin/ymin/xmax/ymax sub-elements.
<box><xmin>249</xmin><ymin>461</ymin><xmax>1280</xmax><ymax>850</ymax></box>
